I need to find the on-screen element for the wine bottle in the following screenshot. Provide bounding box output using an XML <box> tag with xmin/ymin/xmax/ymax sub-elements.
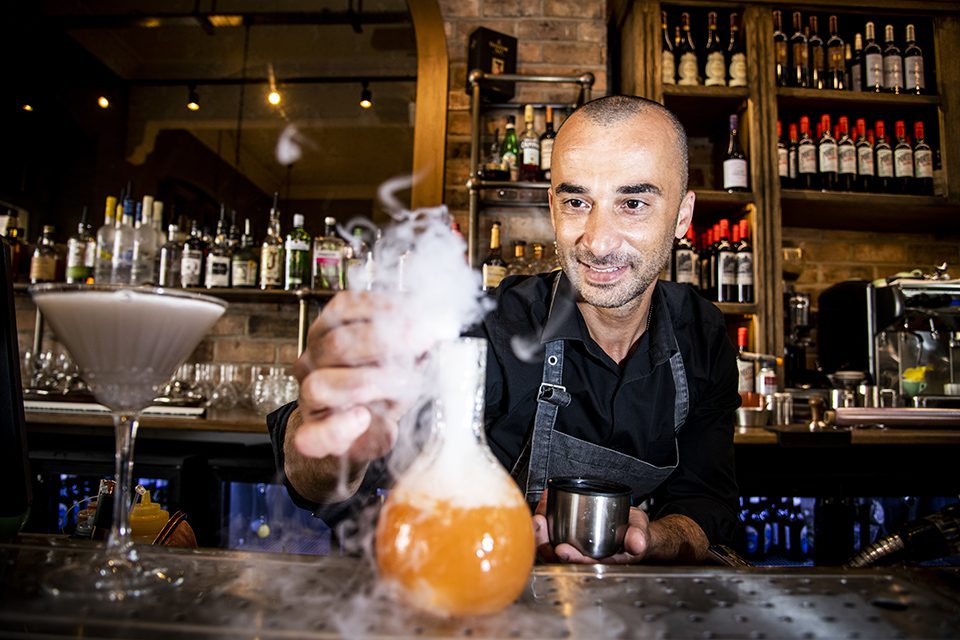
<box><xmin>789</xmin><ymin>11</ymin><xmax>809</xmax><ymax>88</ymax></box>
<box><xmin>661</xmin><ymin>11</ymin><xmax>676</xmax><ymax>86</ymax></box>
<box><xmin>903</xmin><ymin>25</ymin><xmax>925</xmax><ymax>95</ymax></box>
<box><xmin>539</xmin><ymin>107</ymin><xmax>556</xmax><ymax>181</ymax></box>
<box><xmin>855</xmin><ymin>119</ymin><xmax>875</xmax><ymax>193</ymax></box>
<box><xmin>699</xmin><ymin>228</ymin><xmax>714</xmax><ymax>297</ymax></box>
<box><xmin>677</xmin><ymin>12</ymin><xmax>699</xmax><ymax>86</ymax></box>
<box><xmin>704</xmin><ymin>12</ymin><xmax>726</xmax><ymax>87</ymax></box>
<box><xmin>797</xmin><ymin>116</ymin><xmax>817</xmax><ymax>190</ymax></box>
<box><xmin>777</xmin><ymin>120</ymin><xmax>789</xmax><ymax>188</ymax></box>
<box><xmin>817</xmin><ymin>114</ymin><xmax>838</xmax><ymax>191</ymax></box>
<box><xmin>882</xmin><ymin>24</ymin><xmax>903</xmax><ymax>94</ymax></box>
<box><xmin>773</xmin><ymin>10</ymin><xmax>789</xmax><ymax>87</ymax></box>
<box><xmin>849</xmin><ymin>33</ymin><xmax>864</xmax><ymax>92</ymax></box>
<box><xmin>808</xmin><ymin>16</ymin><xmax>826</xmax><ymax>90</ymax></box>
<box><xmin>787</xmin><ymin>123</ymin><xmax>799</xmax><ymax>187</ymax></box>
<box><xmin>727</xmin><ymin>12</ymin><xmax>747</xmax><ymax>87</ymax></box>
<box><xmin>518</xmin><ymin>105</ymin><xmax>540</xmax><ymax>182</ymax></box>
<box><xmin>500</xmin><ymin>116</ymin><xmax>519</xmax><ymax>182</ymax></box>
<box><xmin>837</xmin><ymin>116</ymin><xmax>856</xmax><ymax>192</ymax></box>
<box><xmin>826</xmin><ymin>15</ymin><xmax>845</xmax><ymax>90</ymax></box>
<box><xmin>892</xmin><ymin>120</ymin><xmax>914</xmax><ymax>194</ymax></box>
<box><xmin>672</xmin><ymin>226</ymin><xmax>698</xmax><ymax>287</ymax></box>
<box><xmin>723</xmin><ymin>114</ymin><xmax>748</xmax><ymax>192</ymax></box>
<box><xmin>736</xmin><ymin>219</ymin><xmax>753</xmax><ymax>304</ymax></box>
<box><xmin>481</xmin><ymin>221</ymin><xmax>508</xmax><ymax>291</ymax></box>
<box><xmin>913</xmin><ymin>121</ymin><xmax>933</xmax><ymax>196</ymax></box>
<box><xmin>714</xmin><ymin>219</ymin><xmax>736</xmax><ymax>303</ymax></box>
<box><xmin>874</xmin><ymin>121</ymin><xmax>894</xmax><ymax>193</ymax></box>
<box><xmin>863</xmin><ymin>22</ymin><xmax>883</xmax><ymax>92</ymax></box>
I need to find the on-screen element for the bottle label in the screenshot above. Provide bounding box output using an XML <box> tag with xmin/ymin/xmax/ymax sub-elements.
<box><xmin>839</xmin><ymin>146</ymin><xmax>857</xmax><ymax>175</ymax></box>
<box><xmin>883</xmin><ymin>55</ymin><xmax>903</xmax><ymax>89</ymax></box>
<box><xmin>719</xmin><ymin>252</ymin><xmax>737</xmax><ymax>286</ymax></box>
<box><xmin>737</xmin><ymin>252</ymin><xmax>753</xmax><ymax>285</ymax></box>
<box><xmin>232</xmin><ymin>259</ymin><xmax>257</xmax><ymax>287</ymax></box>
<box><xmin>812</xmin><ymin>48</ymin><xmax>825</xmax><ymax>75</ymax></box>
<box><xmin>851</xmin><ymin>63</ymin><xmax>862</xmax><ymax>91</ymax></box>
<box><xmin>792</xmin><ymin>43</ymin><xmax>809</xmax><ymax>71</ymax></box>
<box><xmin>30</xmin><ymin>255</ymin><xmax>56</xmax><ymax>282</ymax></box>
<box><xmin>261</xmin><ymin>247</ymin><xmax>282</xmax><ymax>286</ymax></box>
<box><xmin>829</xmin><ymin>47</ymin><xmax>844</xmax><ymax>73</ymax></box>
<box><xmin>729</xmin><ymin>53</ymin><xmax>747</xmax><ymax>86</ymax></box>
<box><xmin>482</xmin><ymin>264</ymin><xmax>507</xmax><ymax>289</ymax></box>
<box><xmin>501</xmin><ymin>151</ymin><xmax>517</xmax><ymax>171</ymax></box>
<box><xmin>778</xmin><ymin>148</ymin><xmax>789</xmax><ymax>178</ymax></box>
<box><xmin>206</xmin><ymin>255</ymin><xmax>231</xmax><ymax>287</ymax></box>
<box><xmin>865</xmin><ymin>53</ymin><xmax>883</xmax><ymax>88</ymax></box>
<box><xmin>661</xmin><ymin>50</ymin><xmax>676</xmax><ymax>85</ymax></box>
<box><xmin>285</xmin><ymin>238</ymin><xmax>309</xmax><ymax>252</ymax></box>
<box><xmin>66</xmin><ymin>240</ymin><xmax>86</xmax><ymax>269</ymax></box>
<box><xmin>674</xmin><ymin>249</ymin><xmax>696</xmax><ymax>284</ymax></box>
<box><xmin>521</xmin><ymin>142</ymin><xmax>540</xmax><ymax>168</ymax></box>
<box><xmin>876</xmin><ymin>148</ymin><xmax>894</xmax><ymax>177</ymax></box>
<box><xmin>757</xmin><ymin>369</ymin><xmax>778</xmax><ymax>396</ymax></box>
<box><xmin>159</xmin><ymin>250</ymin><xmax>179</xmax><ymax>287</ymax></box>
<box><xmin>738</xmin><ymin>358</ymin><xmax>754</xmax><ymax>393</ymax></box>
<box><xmin>894</xmin><ymin>148</ymin><xmax>914</xmax><ymax>178</ymax></box>
<box><xmin>857</xmin><ymin>147</ymin><xmax>875</xmax><ymax>176</ymax></box>
<box><xmin>775</xmin><ymin>42</ymin><xmax>788</xmax><ymax>69</ymax></box>
<box><xmin>540</xmin><ymin>139</ymin><xmax>554</xmax><ymax>170</ymax></box>
<box><xmin>723</xmin><ymin>159</ymin><xmax>748</xmax><ymax>189</ymax></box>
<box><xmin>904</xmin><ymin>55</ymin><xmax>925</xmax><ymax>90</ymax></box>
<box><xmin>915</xmin><ymin>148</ymin><xmax>933</xmax><ymax>178</ymax></box>
<box><xmin>799</xmin><ymin>145</ymin><xmax>817</xmax><ymax>174</ymax></box>
<box><xmin>818</xmin><ymin>142</ymin><xmax>838</xmax><ymax>173</ymax></box>
<box><xmin>181</xmin><ymin>250</ymin><xmax>203</xmax><ymax>286</ymax></box>
<box><xmin>314</xmin><ymin>251</ymin><xmax>343</xmax><ymax>290</ymax></box>
<box><xmin>678</xmin><ymin>52</ymin><xmax>698</xmax><ymax>85</ymax></box>
<box><xmin>788</xmin><ymin>147</ymin><xmax>798</xmax><ymax>179</ymax></box>
<box><xmin>705</xmin><ymin>51</ymin><xmax>726</xmax><ymax>86</ymax></box>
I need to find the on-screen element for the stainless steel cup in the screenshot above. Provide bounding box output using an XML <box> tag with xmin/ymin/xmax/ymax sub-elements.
<box><xmin>546</xmin><ymin>477</ymin><xmax>631</xmax><ymax>559</ymax></box>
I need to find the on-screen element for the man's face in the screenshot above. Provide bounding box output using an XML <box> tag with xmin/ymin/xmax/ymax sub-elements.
<box><xmin>549</xmin><ymin>111</ymin><xmax>692</xmax><ymax>309</ymax></box>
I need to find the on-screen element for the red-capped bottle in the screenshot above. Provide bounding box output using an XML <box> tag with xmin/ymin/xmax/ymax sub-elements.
<box><xmin>817</xmin><ymin>114</ymin><xmax>838</xmax><ymax>191</ymax></box>
<box><xmin>892</xmin><ymin>120</ymin><xmax>914</xmax><ymax>194</ymax></box>
<box><xmin>913</xmin><ymin>121</ymin><xmax>933</xmax><ymax>196</ymax></box>
<box><xmin>736</xmin><ymin>219</ymin><xmax>753</xmax><ymax>304</ymax></box>
<box><xmin>797</xmin><ymin>116</ymin><xmax>817</xmax><ymax>190</ymax></box>
<box><xmin>855</xmin><ymin>118</ymin><xmax>874</xmax><ymax>192</ymax></box>
<box><xmin>874</xmin><ymin>120</ymin><xmax>893</xmax><ymax>193</ymax></box>
<box><xmin>837</xmin><ymin>116</ymin><xmax>856</xmax><ymax>192</ymax></box>
<box><xmin>714</xmin><ymin>219</ymin><xmax>736</xmax><ymax>303</ymax></box>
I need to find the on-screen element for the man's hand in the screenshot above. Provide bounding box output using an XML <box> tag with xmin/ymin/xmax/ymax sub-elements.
<box><xmin>532</xmin><ymin>490</ymin><xmax>709</xmax><ymax>564</ymax></box>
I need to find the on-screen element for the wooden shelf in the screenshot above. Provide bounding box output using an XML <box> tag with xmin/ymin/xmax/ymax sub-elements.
<box><xmin>663</xmin><ymin>85</ymin><xmax>750</xmax><ymax>100</ymax></box>
<box><xmin>14</xmin><ymin>283</ymin><xmax>335</xmax><ymax>304</ymax></box>
<box><xmin>777</xmin><ymin>87</ymin><xmax>941</xmax><ymax>109</ymax></box>
<box><xmin>780</xmin><ymin>190</ymin><xmax>958</xmax><ymax>231</ymax></box>
<box><xmin>691</xmin><ymin>190</ymin><xmax>755</xmax><ymax>219</ymax></box>
<box><xmin>715</xmin><ymin>302</ymin><xmax>757</xmax><ymax>316</ymax></box>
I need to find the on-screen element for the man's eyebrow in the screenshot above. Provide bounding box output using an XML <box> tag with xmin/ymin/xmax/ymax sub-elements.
<box><xmin>617</xmin><ymin>183</ymin><xmax>662</xmax><ymax>196</ymax></box>
<box><xmin>555</xmin><ymin>182</ymin><xmax>587</xmax><ymax>194</ymax></box>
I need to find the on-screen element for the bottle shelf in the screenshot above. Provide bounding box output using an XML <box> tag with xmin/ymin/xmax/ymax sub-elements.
<box><xmin>470</xmin><ymin>180</ymin><xmax>550</xmax><ymax>191</ymax></box>
<box><xmin>663</xmin><ymin>85</ymin><xmax>750</xmax><ymax>100</ymax></box>
<box><xmin>692</xmin><ymin>190</ymin><xmax>755</xmax><ymax>217</ymax></box>
<box><xmin>13</xmin><ymin>283</ymin><xmax>336</xmax><ymax>304</ymax></box>
<box><xmin>776</xmin><ymin>87</ymin><xmax>941</xmax><ymax>109</ymax></box>
<box><xmin>780</xmin><ymin>190</ymin><xmax>955</xmax><ymax>231</ymax></box>
<box><xmin>715</xmin><ymin>302</ymin><xmax>757</xmax><ymax>316</ymax></box>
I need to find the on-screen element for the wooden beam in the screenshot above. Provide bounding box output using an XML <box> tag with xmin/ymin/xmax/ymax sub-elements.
<box><xmin>408</xmin><ymin>0</ymin><xmax>448</xmax><ymax>210</ymax></box>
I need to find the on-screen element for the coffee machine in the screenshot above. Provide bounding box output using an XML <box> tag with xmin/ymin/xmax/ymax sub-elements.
<box><xmin>782</xmin><ymin>247</ymin><xmax>824</xmax><ymax>388</ymax></box>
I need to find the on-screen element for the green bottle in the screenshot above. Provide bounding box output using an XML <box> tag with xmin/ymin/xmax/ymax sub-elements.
<box><xmin>284</xmin><ymin>213</ymin><xmax>311</xmax><ymax>290</ymax></box>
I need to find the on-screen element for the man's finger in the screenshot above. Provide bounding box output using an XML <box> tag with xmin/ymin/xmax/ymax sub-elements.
<box><xmin>299</xmin><ymin>365</ymin><xmax>420</xmax><ymax>410</ymax></box>
<box><xmin>306</xmin><ymin>291</ymin><xmax>400</xmax><ymax>345</ymax></box>
<box><xmin>294</xmin><ymin>405</ymin><xmax>372</xmax><ymax>458</ymax></box>
<box><xmin>310</xmin><ymin>322</ymin><xmax>408</xmax><ymax>368</ymax></box>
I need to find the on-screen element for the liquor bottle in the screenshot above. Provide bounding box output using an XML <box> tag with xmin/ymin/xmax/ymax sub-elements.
<box><xmin>65</xmin><ymin>208</ymin><xmax>95</xmax><ymax>285</ymax></box>
<box><xmin>508</xmin><ymin>240</ymin><xmax>528</xmax><ymax>277</ymax></box>
<box><xmin>500</xmin><ymin>116</ymin><xmax>519</xmax><ymax>181</ymax></box>
<box><xmin>882</xmin><ymin>25</ymin><xmax>903</xmax><ymax>94</ymax></box>
<box><xmin>672</xmin><ymin>226</ymin><xmax>697</xmax><ymax>287</ymax></box>
<box><xmin>677</xmin><ymin>12</ymin><xmax>699</xmax><ymax>86</ymax></box>
<box><xmin>826</xmin><ymin>15</ymin><xmax>845</xmax><ymax>90</ymax></box>
<box><xmin>313</xmin><ymin>216</ymin><xmax>345</xmax><ymax>291</ymax></box>
<box><xmin>2</xmin><ymin>211</ymin><xmax>25</xmax><ymax>280</ymax></box>
<box><xmin>231</xmin><ymin>218</ymin><xmax>258</xmax><ymax>288</ymax></box>
<box><xmin>789</xmin><ymin>11</ymin><xmax>809</xmax><ymax>88</ymax></box>
<box><xmin>480</xmin><ymin>128</ymin><xmax>508</xmax><ymax>181</ymax></box>
<box><xmin>892</xmin><ymin>120</ymin><xmax>914</xmax><ymax>194</ymax></box>
<box><xmin>736</xmin><ymin>327</ymin><xmax>755</xmax><ymax>395</ymax></box>
<box><xmin>797</xmin><ymin>116</ymin><xmax>817</xmax><ymax>190</ymax></box>
<box><xmin>855</xmin><ymin>119</ymin><xmax>875</xmax><ymax>192</ymax></box>
<box><xmin>903</xmin><ymin>25</ymin><xmax>925</xmax><ymax>95</ymax></box>
<box><xmin>661</xmin><ymin>11</ymin><xmax>676</xmax><ymax>86</ymax></box>
<box><xmin>773</xmin><ymin>10</ymin><xmax>789</xmax><ymax>87</ymax></box>
<box><xmin>837</xmin><ymin>116</ymin><xmax>856</xmax><ymax>192</ymax></box>
<box><xmin>817</xmin><ymin>114</ymin><xmax>838</xmax><ymax>191</ymax></box>
<box><xmin>29</xmin><ymin>225</ymin><xmax>58</xmax><ymax>284</ymax></box>
<box><xmin>849</xmin><ymin>33</ymin><xmax>864</xmax><ymax>92</ymax></box>
<box><xmin>699</xmin><ymin>228</ymin><xmax>714</xmax><ymax>297</ymax></box>
<box><xmin>863</xmin><ymin>22</ymin><xmax>883</xmax><ymax>92</ymax></box>
<box><xmin>180</xmin><ymin>220</ymin><xmax>206</xmax><ymax>287</ymax></box>
<box><xmin>481</xmin><ymin>221</ymin><xmax>508</xmax><ymax>291</ymax></box>
<box><xmin>518</xmin><ymin>105</ymin><xmax>540</xmax><ymax>182</ymax></box>
<box><xmin>777</xmin><ymin>120</ymin><xmax>789</xmax><ymax>188</ymax></box>
<box><xmin>722</xmin><ymin>114</ymin><xmax>748</xmax><ymax>192</ymax></box>
<box><xmin>913</xmin><ymin>121</ymin><xmax>934</xmax><ymax>196</ymax></box>
<box><xmin>227</xmin><ymin>210</ymin><xmax>240</xmax><ymax>251</ymax></box>
<box><xmin>714</xmin><ymin>219</ymin><xmax>736</xmax><ymax>303</ymax></box>
<box><xmin>260</xmin><ymin>194</ymin><xmax>284</xmax><ymax>290</ymax></box>
<box><xmin>704</xmin><ymin>12</ymin><xmax>726</xmax><ymax>87</ymax></box>
<box><xmin>530</xmin><ymin>242</ymin><xmax>546</xmax><ymax>275</ymax></box>
<box><xmin>727</xmin><ymin>12</ymin><xmax>747</xmax><ymax>87</ymax></box>
<box><xmin>131</xmin><ymin>200</ymin><xmax>159</xmax><ymax>284</ymax></box>
<box><xmin>157</xmin><ymin>224</ymin><xmax>181</xmax><ymax>287</ymax></box>
<box><xmin>736</xmin><ymin>218</ymin><xmax>754</xmax><ymax>303</ymax></box>
<box><xmin>205</xmin><ymin>207</ymin><xmax>232</xmax><ymax>288</ymax></box>
<box><xmin>808</xmin><ymin>16</ymin><xmax>826</xmax><ymax>90</ymax></box>
<box><xmin>539</xmin><ymin>107</ymin><xmax>556</xmax><ymax>181</ymax></box>
<box><xmin>787</xmin><ymin>123</ymin><xmax>799</xmax><ymax>187</ymax></box>
<box><xmin>874</xmin><ymin>121</ymin><xmax>894</xmax><ymax>193</ymax></box>
<box><xmin>786</xmin><ymin>497</ymin><xmax>811</xmax><ymax>561</ymax></box>
<box><xmin>284</xmin><ymin>213</ymin><xmax>311</xmax><ymax>290</ymax></box>
<box><xmin>110</xmin><ymin>198</ymin><xmax>136</xmax><ymax>285</ymax></box>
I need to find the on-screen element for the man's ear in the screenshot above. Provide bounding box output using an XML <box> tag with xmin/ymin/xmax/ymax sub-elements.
<box><xmin>675</xmin><ymin>190</ymin><xmax>696</xmax><ymax>239</ymax></box>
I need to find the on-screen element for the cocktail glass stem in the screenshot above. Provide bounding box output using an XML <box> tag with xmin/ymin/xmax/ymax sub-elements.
<box><xmin>106</xmin><ymin>412</ymin><xmax>140</xmax><ymax>561</ymax></box>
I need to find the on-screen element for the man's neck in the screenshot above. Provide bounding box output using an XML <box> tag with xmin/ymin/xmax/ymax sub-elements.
<box><xmin>577</xmin><ymin>283</ymin><xmax>656</xmax><ymax>365</ymax></box>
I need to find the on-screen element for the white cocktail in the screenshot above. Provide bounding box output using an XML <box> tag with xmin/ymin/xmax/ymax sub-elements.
<box><xmin>30</xmin><ymin>284</ymin><xmax>226</xmax><ymax>599</ymax></box>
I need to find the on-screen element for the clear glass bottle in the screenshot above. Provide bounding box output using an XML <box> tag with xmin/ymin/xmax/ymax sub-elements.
<box><xmin>260</xmin><ymin>194</ymin><xmax>284</xmax><ymax>290</ymax></box>
<box><xmin>131</xmin><ymin>200</ymin><xmax>159</xmax><ymax>284</ymax></box>
<box><xmin>284</xmin><ymin>213</ymin><xmax>311</xmax><ymax>290</ymax></box>
<box><xmin>180</xmin><ymin>219</ymin><xmax>207</xmax><ymax>288</ymax></box>
<box><xmin>65</xmin><ymin>211</ymin><xmax>95</xmax><ymax>285</ymax></box>
<box><xmin>518</xmin><ymin>105</ymin><xmax>540</xmax><ymax>182</ymax></box>
<box><xmin>375</xmin><ymin>338</ymin><xmax>534</xmax><ymax>617</ymax></box>
<box><xmin>29</xmin><ymin>225</ymin><xmax>58</xmax><ymax>284</ymax></box>
<box><xmin>110</xmin><ymin>198</ymin><xmax>136</xmax><ymax>284</ymax></box>
<box><xmin>312</xmin><ymin>216</ymin><xmax>345</xmax><ymax>291</ymax></box>
<box><xmin>232</xmin><ymin>218</ymin><xmax>259</xmax><ymax>288</ymax></box>
<box><xmin>157</xmin><ymin>224</ymin><xmax>181</xmax><ymax>288</ymax></box>
<box><xmin>205</xmin><ymin>207</ymin><xmax>232</xmax><ymax>288</ymax></box>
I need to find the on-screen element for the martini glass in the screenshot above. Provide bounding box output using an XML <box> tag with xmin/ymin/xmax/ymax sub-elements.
<box><xmin>29</xmin><ymin>284</ymin><xmax>226</xmax><ymax>599</ymax></box>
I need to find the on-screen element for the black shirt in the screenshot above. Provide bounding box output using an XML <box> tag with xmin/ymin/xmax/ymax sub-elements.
<box><xmin>268</xmin><ymin>273</ymin><xmax>741</xmax><ymax>546</ymax></box>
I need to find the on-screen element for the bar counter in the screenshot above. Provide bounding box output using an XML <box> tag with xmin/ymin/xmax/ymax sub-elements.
<box><xmin>1</xmin><ymin>535</ymin><xmax>958</xmax><ymax>639</ymax></box>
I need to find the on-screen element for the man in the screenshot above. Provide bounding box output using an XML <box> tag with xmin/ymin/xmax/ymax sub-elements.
<box><xmin>269</xmin><ymin>95</ymin><xmax>741</xmax><ymax>564</ymax></box>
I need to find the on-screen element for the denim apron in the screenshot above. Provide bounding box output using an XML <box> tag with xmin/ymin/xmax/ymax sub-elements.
<box><xmin>510</xmin><ymin>275</ymin><xmax>689</xmax><ymax>507</ymax></box>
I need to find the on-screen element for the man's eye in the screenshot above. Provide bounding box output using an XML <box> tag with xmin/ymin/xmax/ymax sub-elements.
<box><xmin>624</xmin><ymin>199</ymin><xmax>645</xmax><ymax>210</ymax></box>
<box><xmin>565</xmin><ymin>198</ymin><xmax>586</xmax><ymax>209</ymax></box>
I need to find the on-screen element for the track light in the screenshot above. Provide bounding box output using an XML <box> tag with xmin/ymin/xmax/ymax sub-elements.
<box><xmin>97</xmin><ymin>96</ymin><xmax>110</xmax><ymax>109</ymax></box>
<box><xmin>186</xmin><ymin>85</ymin><xmax>200</xmax><ymax>111</ymax></box>
<box><xmin>359</xmin><ymin>81</ymin><xmax>372</xmax><ymax>109</ymax></box>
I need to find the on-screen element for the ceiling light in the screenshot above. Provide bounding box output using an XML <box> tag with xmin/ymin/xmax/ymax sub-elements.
<box><xmin>267</xmin><ymin>89</ymin><xmax>282</xmax><ymax>106</ymax></box>
<box><xmin>186</xmin><ymin>85</ymin><xmax>200</xmax><ymax>111</ymax></box>
<box><xmin>207</xmin><ymin>14</ymin><xmax>243</xmax><ymax>27</ymax></box>
<box><xmin>21</xmin><ymin>103</ymin><xmax>33</xmax><ymax>112</ymax></box>
<box><xmin>359</xmin><ymin>81</ymin><xmax>372</xmax><ymax>109</ymax></box>
<box><xmin>97</xmin><ymin>96</ymin><xmax>110</xmax><ymax>109</ymax></box>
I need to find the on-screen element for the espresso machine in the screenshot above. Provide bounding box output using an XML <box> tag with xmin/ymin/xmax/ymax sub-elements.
<box><xmin>782</xmin><ymin>247</ymin><xmax>826</xmax><ymax>389</ymax></box>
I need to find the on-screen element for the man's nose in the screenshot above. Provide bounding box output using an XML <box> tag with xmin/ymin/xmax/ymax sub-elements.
<box><xmin>581</xmin><ymin>207</ymin><xmax>621</xmax><ymax>257</ymax></box>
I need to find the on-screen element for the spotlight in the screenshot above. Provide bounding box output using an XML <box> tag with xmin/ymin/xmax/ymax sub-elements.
<box><xmin>97</xmin><ymin>96</ymin><xmax>110</xmax><ymax>109</ymax></box>
<box><xmin>186</xmin><ymin>85</ymin><xmax>200</xmax><ymax>111</ymax></box>
<box><xmin>359</xmin><ymin>81</ymin><xmax>372</xmax><ymax>109</ymax></box>
<box><xmin>267</xmin><ymin>89</ymin><xmax>282</xmax><ymax>106</ymax></box>
<box><xmin>22</xmin><ymin>103</ymin><xmax>34</xmax><ymax>112</ymax></box>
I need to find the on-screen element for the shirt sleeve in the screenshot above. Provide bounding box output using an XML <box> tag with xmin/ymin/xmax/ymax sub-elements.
<box><xmin>652</xmin><ymin>323</ymin><xmax>743</xmax><ymax>547</ymax></box>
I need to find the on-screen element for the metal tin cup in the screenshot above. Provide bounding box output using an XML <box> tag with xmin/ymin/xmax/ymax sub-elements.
<box><xmin>772</xmin><ymin>391</ymin><xmax>793</xmax><ymax>425</ymax></box>
<box><xmin>546</xmin><ymin>477</ymin><xmax>631</xmax><ymax>559</ymax></box>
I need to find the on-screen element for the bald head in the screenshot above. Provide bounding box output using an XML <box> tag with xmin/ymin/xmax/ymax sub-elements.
<box><xmin>557</xmin><ymin>95</ymin><xmax>689</xmax><ymax>194</ymax></box>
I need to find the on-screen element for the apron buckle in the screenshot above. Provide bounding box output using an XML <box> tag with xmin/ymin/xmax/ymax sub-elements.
<box><xmin>538</xmin><ymin>382</ymin><xmax>571</xmax><ymax>407</ymax></box>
